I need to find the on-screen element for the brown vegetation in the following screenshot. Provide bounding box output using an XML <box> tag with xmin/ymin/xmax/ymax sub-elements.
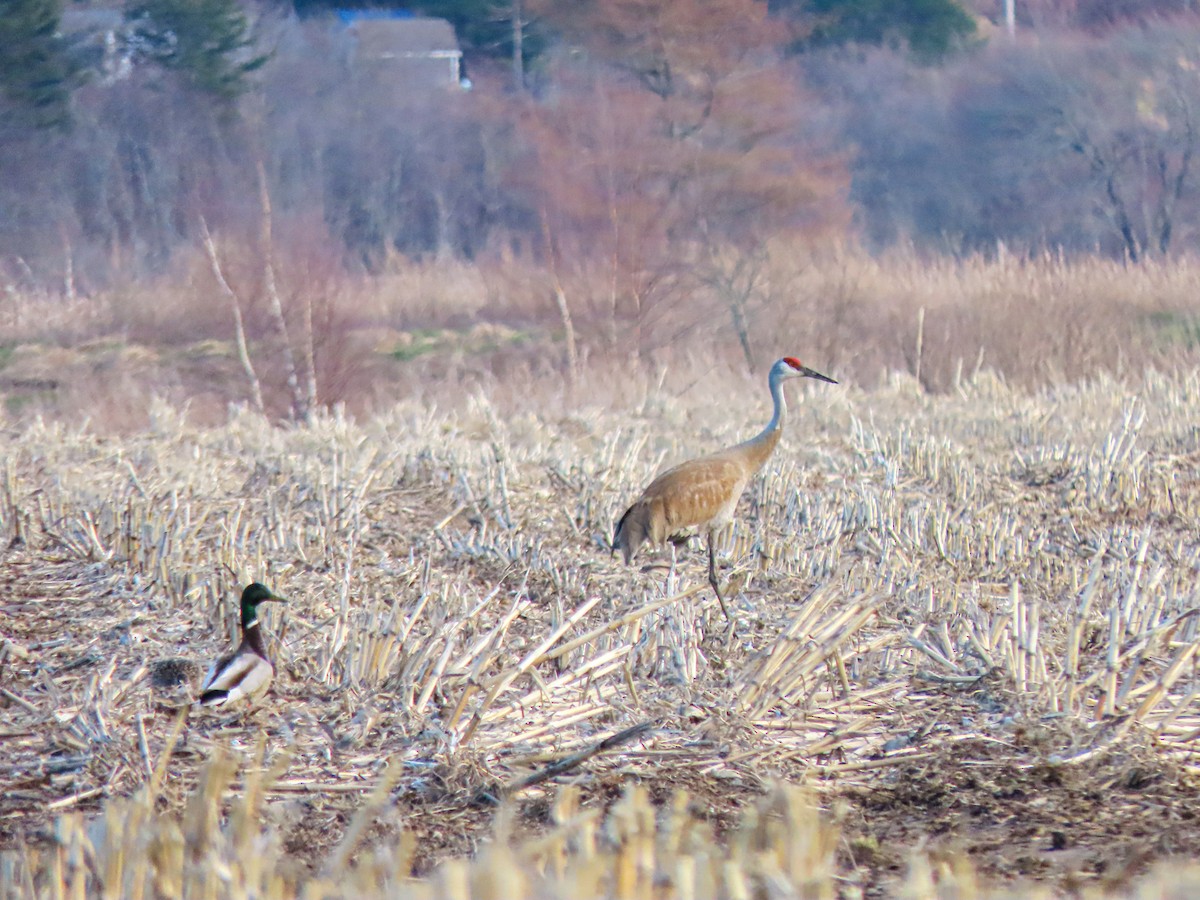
<box><xmin>8</xmin><ymin>3</ymin><xmax>1200</xmax><ymax>892</ymax></box>
<box><xmin>4</xmin><ymin>259</ymin><xmax>1200</xmax><ymax>893</ymax></box>
<box><xmin>6</xmin><ymin>11</ymin><xmax>1200</xmax><ymax>889</ymax></box>
<box><xmin>20</xmin><ymin>0</ymin><xmax>1200</xmax><ymax>295</ymax></box>
<box><xmin>2</xmin><ymin>247</ymin><xmax>1199</xmax><ymax>427</ymax></box>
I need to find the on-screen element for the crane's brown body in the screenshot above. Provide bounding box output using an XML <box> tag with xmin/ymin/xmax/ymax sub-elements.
<box><xmin>612</xmin><ymin>357</ymin><xmax>835</xmax><ymax>620</ymax></box>
<box><xmin>613</xmin><ymin>428</ymin><xmax>781</xmax><ymax>564</ymax></box>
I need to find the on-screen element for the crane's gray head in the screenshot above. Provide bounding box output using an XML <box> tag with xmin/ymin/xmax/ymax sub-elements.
<box><xmin>777</xmin><ymin>357</ymin><xmax>837</xmax><ymax>384</ymax></box>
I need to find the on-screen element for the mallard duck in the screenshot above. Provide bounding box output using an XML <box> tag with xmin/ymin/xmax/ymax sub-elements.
<box><xmin>198</xmin><ymin>583</ymin><xmax>286</xmax><ymax>707</ymax></box>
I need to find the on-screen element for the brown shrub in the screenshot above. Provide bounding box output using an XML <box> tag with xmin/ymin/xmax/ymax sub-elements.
<box><xmin>4</xmin><ymin>246</ymin><xmax>1200</xmax><ymax>429</ymax></box>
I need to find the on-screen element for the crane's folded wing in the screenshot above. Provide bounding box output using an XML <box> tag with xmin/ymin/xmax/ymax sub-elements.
<box><xmin>643</xmin><ymin>455</ymin><xmax>749</xmax><ymax>530</ymax></box>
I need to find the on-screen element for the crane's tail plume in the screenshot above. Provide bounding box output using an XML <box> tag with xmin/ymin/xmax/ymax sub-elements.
<box><xmin>612</xmin><ymin>502</ymin><xmax>650</xmax><ymax>565</ymax></box>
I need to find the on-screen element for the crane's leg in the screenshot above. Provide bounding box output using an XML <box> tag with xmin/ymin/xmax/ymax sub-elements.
<box><xmin>707</xmin><ymin>531</ymin><xmax>731</xmax><ymax>622</ymax></box>
<box><xmin>666</xmin><ymin>540</ymin><xmax>679</xmax><ymax>594</ymax></box>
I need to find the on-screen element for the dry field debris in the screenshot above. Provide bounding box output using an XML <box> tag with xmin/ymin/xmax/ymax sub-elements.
<box><xmin>4</xmin><ymin>366</ymin><xmax>1200</xmax><ymax>896</ymax></box>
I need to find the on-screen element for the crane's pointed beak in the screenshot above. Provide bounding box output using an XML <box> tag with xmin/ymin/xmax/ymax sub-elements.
<box><xmin>801</xmin><ymin>366</ymin><xmax>837</xmax><ymax>384</ymax></box>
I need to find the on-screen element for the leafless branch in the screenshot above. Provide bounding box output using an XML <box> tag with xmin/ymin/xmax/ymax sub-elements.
<box><xmin>199</xmin><ymin>216</ymin><xmax>266</xmax><ymax>417</ymax></box>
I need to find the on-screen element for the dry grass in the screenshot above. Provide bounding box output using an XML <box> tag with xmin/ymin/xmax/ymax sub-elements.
<box><xmin>6</xmin><ymin>247</ymin><xmax>1200</xmax><ymax>427</ymax></box>
<box><xmin>4</xmin><ymin>351</ymin><xmax>1200</xmax><ymax>896</ymax></box>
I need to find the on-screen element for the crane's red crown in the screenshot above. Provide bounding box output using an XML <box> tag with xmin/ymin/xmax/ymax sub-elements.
<box><xmin>782</xmin><ymin>357</ymin><xmax>804</xmax><ymax>371</ymax></box>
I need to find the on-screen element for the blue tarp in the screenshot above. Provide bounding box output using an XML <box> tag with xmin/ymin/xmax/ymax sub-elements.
<box><xmin>335</xmin><ymin>9</ymin><xmax>415</xmax><ymax>24</ymax></box>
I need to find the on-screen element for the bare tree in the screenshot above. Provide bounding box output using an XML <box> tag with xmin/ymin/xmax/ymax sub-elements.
<box><xmin>200</xmin><ymin>216</ymin><xmax>266</xmax><ymax>417</ymax></box>
<box><xmin>526</xmin><ymin>0</ymin><xmax>847</xmax><ymax>353</ymax></box>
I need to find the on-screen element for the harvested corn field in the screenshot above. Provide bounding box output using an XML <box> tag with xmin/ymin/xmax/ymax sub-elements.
<box><xmin>4</xmin><ymin>363</ymin><xmax>1200</xmax><ymax>897</ymax></box>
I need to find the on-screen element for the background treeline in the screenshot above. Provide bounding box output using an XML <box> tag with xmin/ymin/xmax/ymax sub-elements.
<box><xmin>5</xmin><ymin>0</ymin><xmax>1200</xmax><ymax>424</ymax></box>
<box><xmin>6</xmin><ymin>0</ymin><xmax>1200</xmax><ymax>291</ymax></box>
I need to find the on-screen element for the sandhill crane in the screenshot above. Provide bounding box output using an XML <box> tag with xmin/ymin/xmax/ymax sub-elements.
<box><xmin>612</xmin><ymin>357</ymin><xmax>836</xmax><ymax>619</ymax></box>
<box><xmin>198</xmin><ymin>583</ymin><xmax>286</xmax><ymax>707</ymax></box>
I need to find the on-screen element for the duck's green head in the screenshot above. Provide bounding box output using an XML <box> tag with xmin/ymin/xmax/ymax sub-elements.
<box><xmin>239</xmin><ymin>582</ymin><xmax>286</xmax><ymax>626</ymax></box>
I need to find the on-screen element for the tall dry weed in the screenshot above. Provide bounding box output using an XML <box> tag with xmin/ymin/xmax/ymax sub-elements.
<box><xmin>4</xmin><ymin>245</ymin><xmax>1200</xmax><ymax>426</ymax></box>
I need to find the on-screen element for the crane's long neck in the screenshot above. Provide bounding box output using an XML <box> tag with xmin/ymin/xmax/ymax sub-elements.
<box><xmin>761</xmin><ymin>368</ymin><xmax>788</xmax><ymax>438</ymax></box>
<box><xmin>732</xmin><ymin>368</ymin><xmax>788</xmax><ymax>473</ymax></box>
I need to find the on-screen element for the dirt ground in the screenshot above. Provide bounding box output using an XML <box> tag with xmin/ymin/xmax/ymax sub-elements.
<box><xmin>5</xmin><ymin>350</ymin><xmax>1200</xmax><ymax>896</ymax></box>
<box><xmin>5</xmin><ymin>552</ymin><xmax>1200</xmax><ymax>898</ymax></box>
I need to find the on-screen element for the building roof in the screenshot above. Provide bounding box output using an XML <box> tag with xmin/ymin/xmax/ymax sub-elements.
<box><xmin>349</xmin><ymin>17</ymin><xmax>460</xmax><ymax>59</ymax></box>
